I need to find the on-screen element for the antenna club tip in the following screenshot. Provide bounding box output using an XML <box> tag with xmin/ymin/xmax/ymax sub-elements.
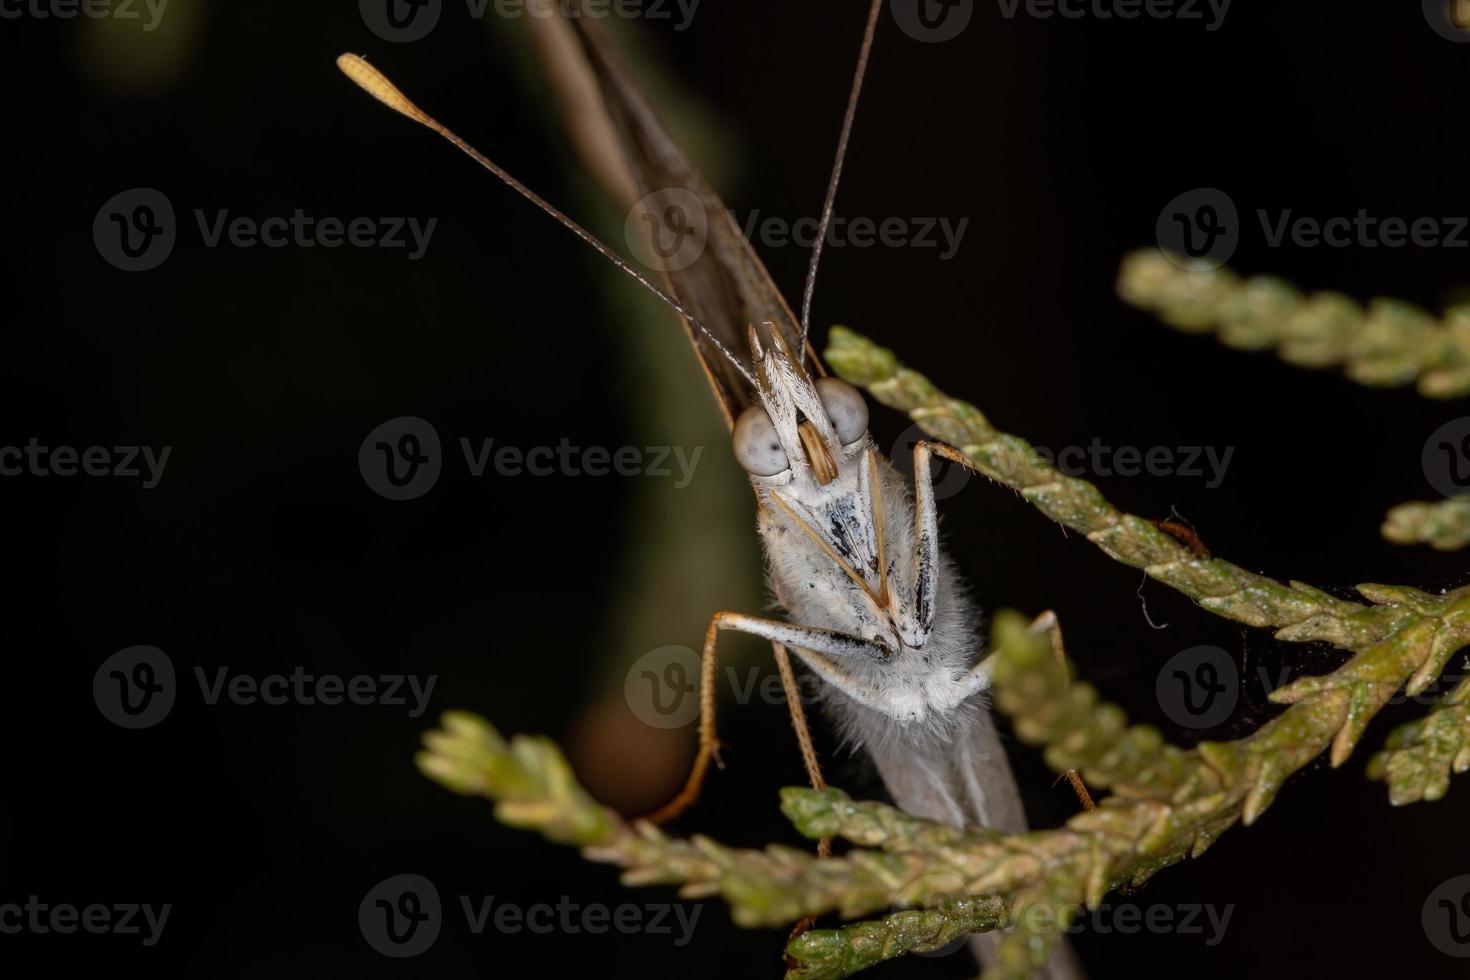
<box><xmin>335</xmin><ymin>52</ymin><xmax>375</xmax><ymax>83</ymax></box>
<box><xmin>336</xmin><ymin>52</ymin><xmax>428</xmax><ymax>125</ymax></box>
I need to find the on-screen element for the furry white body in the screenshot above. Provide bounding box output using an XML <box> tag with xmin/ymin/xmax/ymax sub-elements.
<box><xmin>753</xmin><ymin>424</ymin><xmax>1080</xmax><ymax>977</ymax></box>
<box><xmin>756</xmin><ymin>435</ymin><xmax>1027</xmax><ymax>834</ymax></box>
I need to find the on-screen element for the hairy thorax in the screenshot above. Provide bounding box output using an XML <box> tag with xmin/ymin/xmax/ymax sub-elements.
<box><xmin>755</xmin><ymin>447</ymin><xmax>986</xmax><ymax>752</ymax></box>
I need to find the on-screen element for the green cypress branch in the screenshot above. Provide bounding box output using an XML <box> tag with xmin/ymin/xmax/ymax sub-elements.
<box><xmin>1382</xmin><ymin>497</ymin><xmax>1470</xmax><ymax>551</ymax></box>
<box><xmin>823</xmin><ymin>326</ymin><xmax>1470</xmax><ymax>805</ymax></box>
<box><xmin>1367</xmin><ymin>673</ymin><xmax>1470</xmax><ymax>803</ymax></box>
<box><xmin>414</xmin><ymin>609</ymin><xmax>1461</xmax><ymax>978</ymax></box>
<box><xmin>1117</xmin><ymin>250</ymin><xmax>1470</xmax><ymax>553</ymax></box>
<box><xmin>1115</xmin><ymin>248</ymin><xmax>1470</xmax><ymax>397</ymax></box>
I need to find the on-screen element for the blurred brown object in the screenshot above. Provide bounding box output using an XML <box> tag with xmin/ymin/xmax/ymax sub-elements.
<box><xmin>567</xmin><ymin>692</ymin><xmax>692</xmax><ymax>813</ymax></box>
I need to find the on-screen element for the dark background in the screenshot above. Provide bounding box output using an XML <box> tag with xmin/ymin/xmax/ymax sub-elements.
<box><xmin>2</xmin><ymin>1</ymin><xmax>1468</xmax><ymax>977</ymax></box>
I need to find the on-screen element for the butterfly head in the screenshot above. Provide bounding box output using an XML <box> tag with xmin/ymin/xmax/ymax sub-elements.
<box><xmin>731</xmin><ymin>323</ymin><xmax>870</xmax><ymax>492</ymax></box>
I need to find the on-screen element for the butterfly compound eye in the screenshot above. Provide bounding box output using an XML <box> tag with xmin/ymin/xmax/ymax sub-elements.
<box><xmin>732</xmin><ymin>406</ymin><xmax>789</xmax><ymax>476</ymax></box>
<box><xmin>816</xmin><ymin>378</ymin><xmax>869</xmax><ymax>445</ymax></box>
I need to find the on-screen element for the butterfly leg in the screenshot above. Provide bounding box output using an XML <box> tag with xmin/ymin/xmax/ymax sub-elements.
<box><xmin>905</xmin><ymin>439</ymin><xmax>986</xmax><ymax>645</ymax></box>
<box><xmin>644</xmin><ymin>611</ymin><xmax>891</xmax><ymax>824</ymax></box>
<box><xmin>1025</xmin><ymin>610</ymin><xmax>1096</xmax><ymax>811</ymax></box>
<box><xmin>909</xmin><ymin>441</ymin><xmax>1096</xmax><ymax>812</ymax></box>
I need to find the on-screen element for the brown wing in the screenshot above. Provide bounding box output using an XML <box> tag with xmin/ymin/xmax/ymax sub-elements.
<box><xmin>521</xmin><ymin>8</ymin><xmax>810</xmax><ymax>427</ymax></box>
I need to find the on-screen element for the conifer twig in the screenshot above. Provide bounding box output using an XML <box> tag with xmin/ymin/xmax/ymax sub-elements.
<box><xmin>416</xmin><ymin>608</ymin><xmax>1461</xmax><ymax>978</ymax></box>
<box><xmin>1367</xmin><ymin>672</ymin><xmax>1470</xmax><ymax>803</ymax></box>
<box><xmin>823</xmin><ymin>326</ymin><xmax>1470</xmax><ymax>804</ymax></box>
<box><xmin>1382</xmin><ymin>497</ymin><xmax>1470</xmax><ymax>551</ymax></box>
<box><xmin>1115</xmin><ymin>248</ymin><xmax>1470</xmax><ymax>398</ymax></box>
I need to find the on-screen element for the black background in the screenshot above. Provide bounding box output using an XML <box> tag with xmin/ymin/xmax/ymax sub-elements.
<box><xmin>2</xmin><ymin>1</ymin><xmax>1468</xmax><ymax>977</ymax></box>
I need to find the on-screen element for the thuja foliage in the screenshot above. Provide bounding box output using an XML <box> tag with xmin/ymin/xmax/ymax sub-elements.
<box><xmin>824</xmin><ymin>326</ymin><xmax>1470</xmax><ymax>808</ymax></box>
<box><xmin>417</xmin><ymin>311</ymin><xmax>1470</xmax><ymax>978</ymax></box>
<box><xmin>1383</xmin><ymin>497</ymin><xmax>1470</xmax><ymax>552</ymax></box>
<box><xmin>1116</xmin><ymin>248</ymin><xmax>1470</xmax><ymax>397</ymax></box>
<box><xmin>1118</xmin><ymin>247</ymin><xmax>1470</xmax><ymax>553</ymax></box>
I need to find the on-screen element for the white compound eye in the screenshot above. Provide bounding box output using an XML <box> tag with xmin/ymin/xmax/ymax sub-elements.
<box><xmin>732</xmin><ymin>405</ymin><xmax>789</xmax><ymax>476</ymax></box>
<box><xmin>816</xmin><ymin>377</ymin><xmax>869</xmax><ymax>445</ymax></box>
